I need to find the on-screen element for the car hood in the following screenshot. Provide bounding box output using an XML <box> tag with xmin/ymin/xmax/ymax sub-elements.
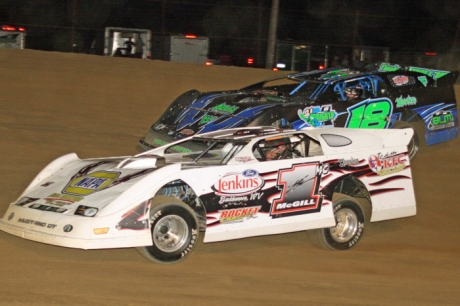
<box><xmin>15</xmin><ymin>157</ymin><xmax>165</xmax><ymax>216</ymax></box>
<box><xmin>158</xmin><ymin>91</ymin><xmax>279</xmax><ymax>137</ymax></box>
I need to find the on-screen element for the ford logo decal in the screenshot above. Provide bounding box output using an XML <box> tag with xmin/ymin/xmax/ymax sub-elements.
<box><xmin>63</xmin><ymin>224</ymin><xmax>73</xmax><ymax>232</ymax></box>
<box><xmin>242</xmin><ymin>169</ymin><xmax>258</xmax><ymax>177</ymax></box>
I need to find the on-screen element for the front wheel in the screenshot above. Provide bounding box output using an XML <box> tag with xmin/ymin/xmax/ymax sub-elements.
<box><xmin>307</xmin><ymin>198</ymin><xmax>365</xmax><ymax>250</ymax></box>
<box><xmin>136</xmin><ymin>196</ymin><xmax>199</xmax><ymax>264</ymax></box>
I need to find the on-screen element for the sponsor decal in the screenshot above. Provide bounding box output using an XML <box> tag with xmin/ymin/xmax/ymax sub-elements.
<box><xmin>219</xmin><ymin>206</ymin><xmax>261</xmax><ymax>223</ymax></box>
<box><xmin>408</xmin><ymin>66</ymin><xmax>449</xmax><ymax>80</ymax></box>
<box><xmin>7</xmin><ymin>212</ymin><xmax>14</xmax><ymax>221</ymax></box>
<box><xmin>199</xmin><ymin>114</ymin><xmax>217</xmax><ymax>125</ymax></box>
<box><xmin>368</xmin><ymin>152</ymin><xmax>406</xmax><ymax>176</ymax></box>
<box><xmin>63</xmin><ymin>224</ymin><xmax>73</xmax><ymax>232</ymax></box>
<box><xmin>234</xmin><ymin>156</ymin><xmax>254</xmax><ymax>163</ymax></box>
<box><xmin>298</xmin><ymin>105</ymin><xmax>337</xmax><ymax>127</ymax></box>
<box><xmin>219</xmin><ymin>196</ymin><xmax>248</xmax><ymax>204</ymax></box>
<box><xmin>44</xmin><ymin>193</ymin><xmax>83</xmax><ymax>206</ymax></box>
<box><xmin>17</xmin><ymin>218</ymin><xmax>57</xmax><ymax>229</ymax></box>
<box><xmin>218</xmin><ymin>192</ymin><xmax>264</xmax><ymax>207</ymax></box>
<box><xmin>40</xmin><ymin>181</ymin><xmax>54</xmax><ymax>187</ymax></box>
<box><xmin>63</xmin><ymin>162</ymin><xmax>152</xmax><ymax>196</ymax></box>
<box><xmin>392</xmin><ymin>75</ymin><xmax>409</xmax><ymax>86</ymax></box>
<box><xmin>271</xmin><ymin>163</ymin><xmax>325</xmax><ymax>216</ymax></box>
<box><xmin>179</xmin><ymin>129</ymin><xmax>195</xmax><ymax>136</ymax></box>
<box><xmin>63</xmin><ymin>171</ymin><xmax>120</xmax><ymax>196</ymax></box>
<box><xmin>396</xmin><ymin>95</ymin><xmax>417</xmax><ymax>108</ymax></box>
<box><xmin>388</xmin><ymin>75</ymin><xmax>415</xmax><ymax>87</ymax></box>
<box><xmin>29</xmin><ymin>204</ymin><xmax>67</xmax><ymax>213</ymax></box>
<box><xmin>213</xmin><ymin>169</ymin><xmax>264</xmax><ymax>196</ymax></box>
<box><xmin>417</xmin><ymin>76</ymin><xmax>428</xmax><ymax>87</ymax></box>
<box><xmin>199</xmin><ymin>103</ymin><xmax>239</xmax><ymax>126</ymax></box>
<box><xmin>319</xmin><ymin>69</ymin><xmax>354</xmax><ymax>80</ymax></box>
<box><xmin>378</xmin><ymin>63</ymin><xmax>401</xmax><ymax>72</ymax></box>
<box><xmin>198</xmin><ymin>104</ymin><xmax>275</xmax><ymax>134</ymax></box>
<box><xmin>428</xmin><ymin>110</ymin><xmax>455</xmax><ymax>130</ymax></box>
<box><xmin>15</xmin><ymin>197</ymin><xmax>39</xmax><ymax>206</ymax></box>
<box><xmin>338</xmin><ymin>157</ymin><xmax>359</xmax><ymax>167</ymax></box>
<box><xmin>153</xmin><ymin>139</ymin><xmax>192</xmax><ymax>152</ymax></box>
<box><xmin>212</xmin><ymin>103</ymin><xmax>239</xmax><ymax>114</ymax></box>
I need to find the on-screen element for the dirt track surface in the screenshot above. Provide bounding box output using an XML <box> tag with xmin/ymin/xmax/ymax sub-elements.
<box><xmin>0</xmin><ymin>49</ymin><xmax>459</xmax><ymax>306</ymax></box>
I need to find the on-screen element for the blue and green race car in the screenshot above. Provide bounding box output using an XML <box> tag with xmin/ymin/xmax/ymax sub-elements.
<box><xmin>140</xmin><ymin>62</ymin><xmax>458</xmax><ymax>159</ymax></box>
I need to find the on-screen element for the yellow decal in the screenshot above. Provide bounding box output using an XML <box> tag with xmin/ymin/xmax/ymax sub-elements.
<box><xmin>63</xmin><ymin>171</ymin><xmax>120</xmax><ymax>196</ymax></box>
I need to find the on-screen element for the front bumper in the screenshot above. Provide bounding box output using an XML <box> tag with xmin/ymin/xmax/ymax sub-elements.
<box><xmin>0</xmin><ymin>217</ymin><xmax>151</xmax><ymax>250</ymax></box>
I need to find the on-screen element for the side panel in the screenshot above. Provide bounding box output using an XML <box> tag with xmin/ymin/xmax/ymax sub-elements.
<box><xmin>0</xmin><ymin>30</ymin><xmax>25</xmax><ymax>49</ymax></box>
<box><xmin>180</xmin><ymin>143</ymin><xmax>416</xmax><ymax>243</ymax></box>
<box><xmin>290</xmin><ymin>72</ymin><xmax>458</xmax><ymax>145</ymax></box>
<box><xmin>317</xmin><ymin>146</ymin><xmax>416</xmax><ymax>222</ymax></box>
<box><xmin>170</xmin><ymin>36</ymin><xmax>209</xmax><ymax>64</ymax></box>
<box><xmin>180</xmin><ymin>160</ymin><xmax>335</xmax><ymax>243</ymax></box>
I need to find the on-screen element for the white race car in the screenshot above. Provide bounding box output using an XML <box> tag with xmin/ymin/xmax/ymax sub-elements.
<box><xmin>0</xmin><ymin>127</ymin><xmax>416</xmax><ymax>264</ymax></box>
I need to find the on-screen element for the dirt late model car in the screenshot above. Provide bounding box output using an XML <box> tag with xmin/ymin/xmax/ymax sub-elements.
<box><xmin>140</xmin><ymin>62</ymin><xmax>458</xmax><ymax>159</ymax></box>
<box><xmin>0</xmin><ymin>126</ymin><xmax>416</xmax><ymax>264</ymax></box>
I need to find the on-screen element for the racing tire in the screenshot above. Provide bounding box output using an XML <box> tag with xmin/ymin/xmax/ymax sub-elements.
<box><xmin>307</xmin><ymin>198</ymin><xmax>365</xmax><ymax>251</ymax></box>
<box><xmin>136</xmin><ymin>196</ymin><xmax>199</xmax><ymax>264</ymax></box>
<box><xmin>393</xmin><ymin>121</ymin><xmax>425</xmax><ymax>160</ymax></box>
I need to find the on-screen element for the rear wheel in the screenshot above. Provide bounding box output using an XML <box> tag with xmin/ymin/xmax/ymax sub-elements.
<box><xmin>307</xmin><ymin>198</ymin><xmax>365</xmax><ymax>250</ymax></box>
<box><xmin>393</xmin><ymin>121</ymin><xmax>425</xmax><ymax>160</ymax></box>
<box><xmin>136</xmin><ymin>196</ymin><xmax>199</xmax><ymax>264</ymax></box>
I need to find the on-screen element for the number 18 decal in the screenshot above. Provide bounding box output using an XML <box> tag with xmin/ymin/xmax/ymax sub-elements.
<box><xmin>345</xmin><ymin>98</ymin><xmax>393</xmax><ymax>129</ymax></box>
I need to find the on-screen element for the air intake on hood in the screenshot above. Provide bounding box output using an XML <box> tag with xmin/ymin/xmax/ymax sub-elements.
<box><xmin>116</xmin><ymin>155</ymin><xmax>166</xmax><ymax>169</ymax></box>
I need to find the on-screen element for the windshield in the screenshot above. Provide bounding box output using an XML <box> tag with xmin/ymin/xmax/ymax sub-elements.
<box><xmin>246</xmin><ymin>77</ymin><xmax>324</xmax><ymax>100</ymax></box>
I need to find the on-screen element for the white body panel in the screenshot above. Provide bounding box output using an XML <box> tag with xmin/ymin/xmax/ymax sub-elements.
<box><xmin>0</xmin><ymin>127</ymin><xmax>417</xmax><ymax>249</ymax></box>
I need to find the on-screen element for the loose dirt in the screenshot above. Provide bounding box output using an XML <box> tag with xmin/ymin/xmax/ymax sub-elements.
<box><xmin>0</xmin><ymin>49</ymin><xmax>458</xmax><ymax>305</ymax></box>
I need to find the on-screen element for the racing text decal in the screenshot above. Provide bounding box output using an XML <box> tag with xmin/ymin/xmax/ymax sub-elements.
<box><xmin>219</xmin><ymin>206</ymin><xmax>261</xmax><ymax>223</ymax></box>
<box><xmin>297</xmin><ymin>105</ymin><xmax>337</xmax><ymax>128</ymax></box>
<box><xmin>63</xmin><ymin>171</ymin><xmax>120</xmax><ymax>196</ymax></box>
<box><xmin>368</xmin><ymin>152</ymin><xmax>407</xmax><ymax>176</ymax></box>
<box><xmin>270</xmin><ymin>163</ymin><xmax>325</xmax><ymax>216</ymax></box>
<box><xmin>213</xmin><ymin>169</ymin><xmax>264</xmax><ymax>196</ymax></box>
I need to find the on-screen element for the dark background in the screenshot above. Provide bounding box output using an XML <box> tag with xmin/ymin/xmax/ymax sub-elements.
<box><xmin>1</xmin><ymin>0</ymin><xmax>459</xmax><ymax>68</ymax></box>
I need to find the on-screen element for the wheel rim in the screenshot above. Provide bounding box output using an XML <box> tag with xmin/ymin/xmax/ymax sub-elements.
<box><xmin>330</xmin><ymin>208</ymin><xmax>358</xmax><ymax>243</ymax></box>
<box><xmin>153</xmin><ymin>215</ymin><xmax>189</xmax><ymax>253</ymax></box>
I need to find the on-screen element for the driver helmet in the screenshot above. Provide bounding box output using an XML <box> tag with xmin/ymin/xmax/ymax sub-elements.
<box><xmin>344</xmin><ymin>86</ymin><xmax>361</xmax><ymax>100</ymax></box>
<box><xmin>263</xmin><ymin>138</ymin><xmax>291</xmax><ymax>160</ymax></box>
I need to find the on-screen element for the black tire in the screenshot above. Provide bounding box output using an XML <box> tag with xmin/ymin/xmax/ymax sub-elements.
<box><xmin>307</xmin><ymin>198</ymin><xmax>365</xmax><ymax>251</ymax></box>
<box><xmin>136</xmin><ymin>196</ymin><xmax>199</xmax><ymax>264</ymax></box>
<box><xmin>393</xmin><ymin>121</ymin><xmax>425</xmax><ymax>160</ymax></box>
